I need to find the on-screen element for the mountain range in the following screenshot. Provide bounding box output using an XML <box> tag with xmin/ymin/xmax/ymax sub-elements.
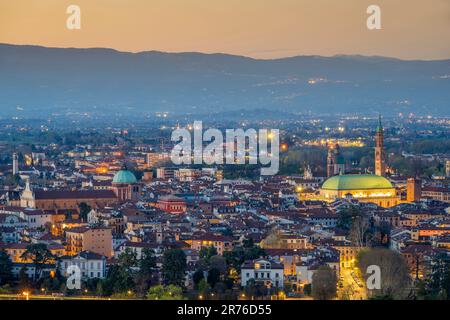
<box><xmin>0</xmin><ymin>43</ymin><xmax>449</xmax><ymax>118</ymax></box>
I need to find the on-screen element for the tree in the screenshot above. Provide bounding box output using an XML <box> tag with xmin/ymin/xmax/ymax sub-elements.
<box><xmin>357</xmin><ymin>248</ymin><xmax>411</xmax><ymax>299</ymax></box>
<box><xmin>115</xmin><ymin>248</ymin><xmax>138</xmax><ymax>292</ymax></box>
<box><xmin>244</xmin><ymin>279</ymin><xmax>256</xmax><ymax>299</ymax></box>
<box><xmin>337</xmin><ymin>205</ymin><xmax>362</xmax><ymax>231</ymax></box>
<box><xmin>349</xmin><ymin>215</ymin><xmax>371</xmax><ymax>248</ymax></box>
<box><xmin>101</xmin><ymin>249</ymin><xmax>138</xmax><ymax>295</ymax></box>
<box><xmin>78</xmin><ymin>202</ymin><xmax>91</xmax><ymax>222</ymax></box>
<box><xmin>0</xmin><ymin>284</ymin><xmax>12</xmax><ymax>294</ymax></box>
<box><xmin>197</xmin><ymin>279</ymin><xmax>211</xmax><ymax>298</ymax></box>
<box><xmin>20</xmin><ymin>243</ymin><xmax>56</xmax><ymax>281</ymax></box>
<box><xmin>425</xmin><ymin>253</ymin><xmax>450</xmax><ymax>299</ymax></box>
<box><xmin>162</xmin><ymin>249</ymin><xmax>187</xmax><ymax>286</ymax></box>
<box><xmin>209</xmin><ymin>255</ymin><xmax>227</xmax><ymax>275</ymax></box>
<box><xmin>374</xmin><ymin>221</ymin><xmax>391</xmax><ymax>247</ymax></box>
<box><xmin>224</xmin><ymin>245</ymin><xmax>266</xmax><ymax>271</ymax></box>
<box><xmin>199</xmin><ymin>246</ymin><xmax>217</xmax><ymax>263</ymax></box>
<box><xmin>0</xmin><ymin>249</ymin><xmax>13</xmax><ymax>285</ymax></box>
<box><xmin>192</xmin><ymin>270</ymin><xmax>205</xmax><ymax>289</ymax></box>
<box><xmin>135</xmin><ymin>248</ymin><xmax>157</xmax><ymax>296</ymax></box>
<box><xmin>85</xmin><ymin>277</ymin><xmax>100</xmax><ymax>293</ymax></box>
<box><xmin>212</xmin><ymin>282</ymin><xmax>228</xmax><ymax>298</ymax></box>
<box><xmin>18</xmin><ymin>266</ymin><xmax>30</xmax><ymax>290</ymax></box>
<box><xmin>207</xmin><ymin>268</ymin><xmax>221</xmax><ymax>288</ymax></box>
<box><xmin>41</xmin><ymin>274</ymin><xmax>62</xmax><ymax>292</ymax></box>
<box><xmin>311</xmin><ymin>266</ymin><xmax>337</xmax><ymax>300</ymax></box>
<box><xmin>147</xmin><ymin>285</ymin><xmax>184</xmax><ymax>300</ymax></box>
<box><xmin>242</xmin><ymin>237</ymin><xmax>254</xmax><ymax>248</ymax></box>
<box><xmin>303</xmin><ymin>283</ymin><xmax>312</xmax><ymax>296</ymax></box>
<box><xmin>138</xmin><ymin>248</ymin><xmax>155</xmax><ymax>274</ymax></box>
<box><xmin>99</xmin><ymin>267</ymin><xmax>117</xmax><ymax>296</ymax></box>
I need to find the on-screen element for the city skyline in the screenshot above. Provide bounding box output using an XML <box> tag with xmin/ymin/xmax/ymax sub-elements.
<box><xmin>0</xmin><ymin>113</ymin><xmax>449</xmax><ymax>302</ymax></box>
<box><xmin>0</xmin><ymin>0</ymin><xmax>449</xmax><ymax>307</ymax></box>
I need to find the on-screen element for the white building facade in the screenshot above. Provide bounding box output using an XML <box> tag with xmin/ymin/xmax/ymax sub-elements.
<box><xmin>60</xmin><ymin>251</ymin><xmax>107</xmax><ymax>280</ymax></box>
<box><xmin>241</xmin><ymin>258</ymin><xmax>284</xmax><ymax>289</ymax></box>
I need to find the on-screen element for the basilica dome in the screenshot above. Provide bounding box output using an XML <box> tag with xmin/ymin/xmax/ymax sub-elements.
<box><xmin>321</xmin><ymin>174</ymin><xmax>393</xmax><ymax>190</ymax></box>
<box><xmin>113</xmin><ymin>169</ymin><xmax>137</xmax><ymax>184</ymax></box>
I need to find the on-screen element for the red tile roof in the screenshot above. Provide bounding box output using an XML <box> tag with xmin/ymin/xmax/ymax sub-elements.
<box><xmin>34</xmin><ymin>190</ymin><xmax>117</xmax><ymax>200</ymax></box>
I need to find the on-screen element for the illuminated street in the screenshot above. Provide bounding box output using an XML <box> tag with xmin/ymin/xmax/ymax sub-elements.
<box><xmin>339</xmin><ymin>268</ymin><xmax>367</xmax><ymax>300</ymax></box>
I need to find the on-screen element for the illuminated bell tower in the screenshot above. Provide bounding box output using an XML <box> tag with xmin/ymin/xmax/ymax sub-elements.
<box><xmin>375</xmin><ymin>115</ymin><xmax>385</xmax><ymax>176</ymax></box>
<box><xmin>327</xmin><ymin>143</ymin><xmax>336</xmax><ymax>178</ymax></box>
<box><xmin>327</xmin><ymin>143</ymin><xmax>345</xmax><ymax>177</ymax></box>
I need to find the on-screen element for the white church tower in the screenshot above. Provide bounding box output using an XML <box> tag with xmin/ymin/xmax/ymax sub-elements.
<box><xmin>20</xmin><ymin>180</ymin><xmax>36</xmax><ymax>208</ymax></box>
<box><xmin>12</xmin><ymin>153</ymin><xmax>19</xmax><ymax>175</ymax></box>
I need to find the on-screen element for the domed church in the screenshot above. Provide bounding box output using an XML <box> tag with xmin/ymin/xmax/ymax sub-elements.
<box><xmin>320</xmin><ymin>174</ymin><xmax>400</xmax><ymax>207</ymax></box>
<box><xmin>320</xmin><ymin>116</ymin><xmax>401</xmax><ymax>208</ymax></box>
<box><xmin>112</xmin><ymin>166</ymin><xmax>141</xmax><ymax>202</ymax></box>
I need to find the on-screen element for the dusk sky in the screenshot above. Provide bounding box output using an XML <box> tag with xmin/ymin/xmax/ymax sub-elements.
<box><xmin>1</xmin><ymin>0</ymin><xmax>450</xmax><ymax>59</ymax></box>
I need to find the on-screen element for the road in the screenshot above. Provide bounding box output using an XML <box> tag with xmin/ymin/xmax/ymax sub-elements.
<box><xmin>338</xmin><ymin>268</ymin><xmax>367</xmax><ymax>300</ymax></box>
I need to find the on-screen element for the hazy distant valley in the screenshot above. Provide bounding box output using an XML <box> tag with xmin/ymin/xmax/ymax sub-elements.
<box><xmin>1</xmin><ymin>43</ymin><xmax>449</xmax><ymax>119</ymax></box>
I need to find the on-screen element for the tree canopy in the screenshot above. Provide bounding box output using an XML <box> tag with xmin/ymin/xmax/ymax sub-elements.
<box><xmin>162</xmin><ymin>249</ymin><xmax>187</xmax><ymax>286</ymax></box>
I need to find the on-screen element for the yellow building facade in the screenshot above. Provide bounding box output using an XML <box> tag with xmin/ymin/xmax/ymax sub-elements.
<box><xmin>320</xmin><ymin>174</ymin><xmax>401</xmax><ymax>208</ymax></box>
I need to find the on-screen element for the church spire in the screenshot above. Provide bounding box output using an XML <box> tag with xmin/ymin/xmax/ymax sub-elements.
<box><xmin>376</xmin><ymin>114</ymin><xmax>383</xmax><ymax>132</ymax></box>
<box><xmin>25</xmin><ymin>179</ymin><xmax>32</xmax><ymax>192</ymax></box>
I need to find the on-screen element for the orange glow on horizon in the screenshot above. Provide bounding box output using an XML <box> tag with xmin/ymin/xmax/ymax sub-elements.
<box><xmin>0</xmin><ymin>0</ymin><xmax>449</xmax><ymax>60</ymax></box>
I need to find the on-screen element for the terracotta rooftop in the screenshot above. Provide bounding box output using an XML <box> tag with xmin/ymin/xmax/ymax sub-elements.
<box><xmin>34</xmin><ymin>190</ymin><xmax>117</xmax><ymax>200</ymax></box>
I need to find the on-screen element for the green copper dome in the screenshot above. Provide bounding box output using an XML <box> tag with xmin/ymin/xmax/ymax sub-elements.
<box><xmin>322</xmin><ymin>174</ymin><xmax>393</xmax><ymax>190</ymax></box>
<box><xmin>113</xmin><ymin>170</ymin><xmax>137</xmax><ymax>184</ymax></box>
